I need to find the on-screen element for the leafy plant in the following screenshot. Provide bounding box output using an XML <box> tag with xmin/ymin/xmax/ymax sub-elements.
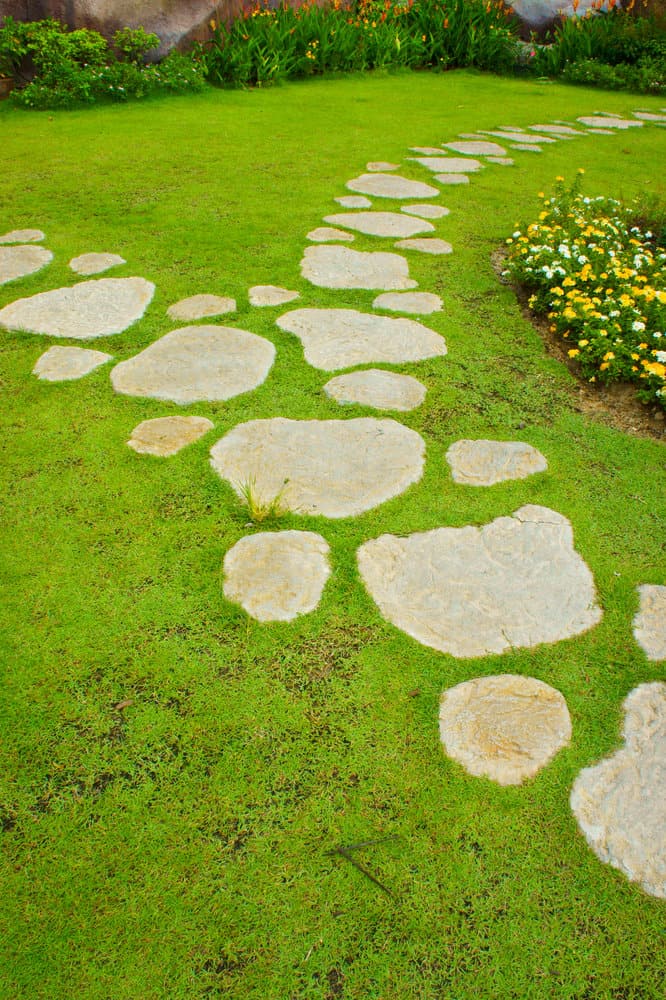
<box><xmin>112</xmin><ymin>26</ymin><xmax>160</xmax><ymax>64</ymax></box>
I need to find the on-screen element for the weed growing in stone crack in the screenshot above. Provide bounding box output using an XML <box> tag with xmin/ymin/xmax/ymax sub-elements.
<box><xmin>236</xmin><ymin>475</ymin><xmax>291</xmax><ymax>523</ymax></box>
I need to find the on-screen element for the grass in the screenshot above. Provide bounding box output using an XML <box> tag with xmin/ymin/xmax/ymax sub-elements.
<box><xmin>236</xmin><ymin>475</ymin><xmax>292</xmax><ymax>522</ymax></box>
<box><xmin>1</xmin><ymin>71</ymin><xmax>665</xmax><ymax>999</ymax></box>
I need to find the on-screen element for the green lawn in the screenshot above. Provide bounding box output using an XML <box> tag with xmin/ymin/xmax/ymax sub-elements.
<box><xmin>1</xmin><ymin>71</ymin><xmax>665</xmax><ymax>999</ymax></box>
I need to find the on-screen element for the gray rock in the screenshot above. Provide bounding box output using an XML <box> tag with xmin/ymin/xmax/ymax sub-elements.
<box><xmin>335</xmin><ymin>195</ymin><xmax>372</xmax><ymax>209</ymax></box>
<box><xmin>511</xmin><ymin>144</ymin><xmax>543</xmax><ymax>153</ymax></box>
<box><xmin>446</xmin><ymin>439</ymin><xmax>547</xmax><ymax>486</ymax></box>
<box><xmin>486</xmin><ymin>157</ymin><xmax>514</xmax><ymax>166</ymax></box>
<box><xmin>633</xmin><ymin>112</ymin><xmax>666</xmax><ymax>122</ymax></box>
<box><xmin>401</xmin><ymin>204</ymin><xmax>450</xmax><ymax>219</ymax></box>
<box><xmin>410</xmin><ymin>147</ymin><xmax>448</xmax><ymax>156</ymax></box>
<box><xmin>511</xmin><ymin>0</ymin><xmax>612</xmax><ymax>30</ymax></box>
<box><xmin>434</xmin><ymin>174</ymin><xmax>470</xmax><ymax>185</ymax></box>
<box><xmin>528</xmin><ymin>124</ymin><xmax>584</xmax><ymax>135</ymax></box>
<box><xmin>633</xmin><ymin>584</ymin><xmax>666</xmax><ymax>660</ymax></box>
<box><xmin>69</xmin><ymin>252</ymin><xmax>125</xmax><ymax>276</ymax></box>
<box><xmin>249</xmin><ymin>285</ymin><xmax>300</xmax><ymax>307</ymax></box>
<box><xmin>307</xmin><ymin>227</ymin><xmax>355</xmax><ymax>243</ymax></box>
<box><xmin>372</xmin><ymin>291</ymin><xmax>442</xmax><ymax>314</ymax></box>
<box><xmin>410</xmin><ymin>157</ymin><xmax>482</xmax><ymax>173</ymax></box>
<box><xmin>0</xmin><ymin>245</ymin><xmax>53</xmax><ymax>286</ymax></box>
<box><xmin>444</xmin><ymin>141</ymin><xmax>506</xmax><ymax>156</ymax></box>
<box><xmin>323</xmin><ymin>212</ymin><xmax>434</xmax><ymax>238</ymax></box>
<box><xmin>324</xmin><ymin>369</ymin><xmax>426</xmax><ymax>411</ymax></box>
<box><xmin>167</xmin><ymin>294</ymin><xmax>236</xmax><ymax>321</ymax></box>
<box><xmin>578</xmin><ymin>116</ymin><xmax>643</xmax><ymax>129</ymax></box>
<box><xmin>486</xmin><ymin>130</ymin><xmax>555</xmax><ymax>144</ymax></box>
<box><xmin>0</xmin><ymin>229</ymin><xmax>45</xmax><ymax>244</ymax></box>
<box><xmin>346</xmin><ymin>173</ymin><xmax>439</xmax><ymax>200</ymax></box>
<box><xmin>127</xmin><ymin>415</ymin><xmax>214</xmax><ymax>456</ymax></box>
<box><xmin>300</xmin><ymin>245</ymin><xmax>417</xmax><ymax>291</ymax></box>
<box><xmin>394</xmin><ymin>238</ymin><xmax>453</xmax><ymax>255</ymax></box>
<box><xmin>33</xmin><ymin>345</ymin><xmax>112</xmax><ymax>381</ymax></box>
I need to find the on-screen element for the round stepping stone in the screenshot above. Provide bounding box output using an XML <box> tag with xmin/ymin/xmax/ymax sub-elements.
<box><xmin>0</xmin><ymin>277</ymin><xmax>154</xmax><ymax>338</ymax></box>
<box><xmin>367</xmin><ymin>161</ymin><xmax>399</xmax><ymax>171</ymax></box>
<box><xmin>444</xmin><ymin>140</ymin><xmax>506</xmax><ymax>156</ymax></box>
<box><xmin>486</xmin><ymin>157</ymin><xmax>514</xmax><ymax>166</ymax></box>
<box><xmin>33</xmin><ymin>345</ymin><xmax>112</xmax><ymax>381</ymax></box>
<box><xmin>410</xmin><ymin>146</ymin><xmax>448</xmax><ymax>156</ymax></box>
<box><xmin>276</xmin><ymin>307</ymin><xmax>447</xmax><ymax>369</ymax></box>
<box><xmin>394</xmin><ymin>238</ymin><xmax>452</xmax><ymax>255</ymax></box>
<box><xmin>300</xmin><ymin>245</ymin><xmax>416</xmax><ymax>291</ymax></box>
<box><xmin>335</xmin><ymin>195</ymin><xmax>372</xmax><ymax>209</ymax></box>
<box><xmin>346</xmin><ymin>173</ymin><xmax>439</xmax><ymax>200</ymax></box>
<box><xmin>167</xmin><ymin>294</ymin><xmax>236</xmax><ymax>321</ymax></box>
<box><xmin>324</xmin><ymin>369</ymin><xmax>426</xmax><ymax>411</ymax></box>
<box><xmin>111</xmin><ymin>325</ymin><xmax>275</xmax><ymax>404</ymax></box>
<box><xmin>439</xmin><ymin>675</ymin><xmax>572</xmax><ymax>786</ymax></box>
<box><xmin>401</xmin><ymin>204</ymin><xmax>450</xmax><ymax>219</ymax></box>
<box><xmin>223</xmin><ymin>531</ymin><xmax>331</xmax><ymax>622</ymax></box>
<box><xmin>632</xmin><ymin>584</ymin><xmax>666</xmax><ymax>660</ymax></box>
<box><xmin>570</xmin><ymin>682</ymin><xmax>666</xmax><ymax>899</ymax></box>
<box><xmin>69</xmin><ymin>252</ymin><xmax>125</xmax><ymax>276</ymax></box>
<box><xmin>0</xmin><ymin>229</ymin><xmax>45</xmax><ymax>244</ymax></box>
<box><xmin>0</xmin><ymin>245</ymin><xmax>53</xmax><ymax>286</ymax></box>
<box><xmin>446</xmin><ymin>439</ymin><xmax>547</xmax><ymax>486</ymax></box>
<box><xmin>632</xmin><ymin>111</ymin><xmax>666</xmax><ymax>122</ymax></box>
<box><xmin>323</xmin><ymin>212</ymin><xmax>434</xmax><ymax>238</ymax></box>
<box><xmin>511</xmin><ymin>144</ymin><xmax>543</xmax><ymax>153</ymax></box>
<box><xmin>434</xmin><ymin>174</ymin><xmax>470</xmax><ymax>185</ymax></box>
<box><xmin>410</xmin><ymin>156</ymin><xmax>482</xmax><ymax>173</ymax></box>
<box><xmin>357</xmin><ymin>505</ymin><xmax>602</xmax><ymax>658</ymax></box>
<box><xmin>249</xmin><ymin>285</ymin><xmax>299</xmax><ymax>307</ymax></box>
<box><xmin>373</xmin><ymin>291</ymin><xmax>442</xmax><ymax>314</ymax></box>
<box><xmin>529</xmin><ymin>124</ymin><xmax>583</xmax><ymax>135</ymax></box>
<box><xmin>307</xmin><ymin>226</ymin><xmax>355</xmax><ymax>243</ymax></box>
<box><xmin>578</xmin><ymin>116</ymin><xmax>642</xmax><ymax>129</ymax></box>
<box><xmin>487</xmin><ymin>130</ymin><xmax>555</xmax><ymax>144</ymax></box>
<box><xmin>127</xmin><ymin>415</ymin><xmax>214</xmax><ymax>456</ymax></box>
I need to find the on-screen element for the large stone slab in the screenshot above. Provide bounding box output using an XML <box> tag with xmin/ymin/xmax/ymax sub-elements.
<box><xmin>485</xmin><ymin>130</ymin><xmax>555</xmax><ymax>144</ymax></box>
<box><xmin>223</xmin><ymin>530</ymin><xmax>331</xmax><ymax>622</ymax></box>
<box><xmin>307</xmin><ymin>227</ymin><xmax>354</xmax><ymax>243</ymax></box>
<box><xmin>394</xmin><ymin>238</ymin><xmax>452</xmax><ymax>255</ymax></box>
<box><xmin>570</xmin><ymin>682</ymin><xmax>666</xmax><ymax>899</ymax></box>
<box><xmin>410</xmin><ymin>157</ymin><xmax>482</xmax><ymax>173</ymax></box>
<box><xmin>33</xmin><ymin>345</ymin><xmax>112</xmax><ymax>381</ymax></box>
<box><xmin>401</xmin><ymin>204</ymin><xmax>450</xmax><ymax>219</ymax></box>
<box><xmin>528</xmin><ymin>124</ymin><xmax>583</xmax><ymax>135</ymax></box>
<box><xmin>127</xmin><ymin>415</ymin><xmax>214</xmax><ymax>456</ymax></box>
<box><xmin>249</xmin><ymin>285</ymin><xmax>300</xmax><ymax>307</ymax></box>
<box><xmin>0</xmin><ymin>245</ymin><xmax>53</xmax><ymax>286</ymax></box>
<box><xmin>69</xmin><ymin>252</ymin><xmax>125</xmax><ymax>276</ymax></box>
<box><xmin>210</xmin><ymin>417</ymin><xmax>425</xmax><ymax>518</ymax></box>
<box><xmin>276</xmin><ymin>307</ymin><xmax>447</xmax><ymax>370</ymax></box>
<box><xmin>300</xmin><ymin>245</ymin><xmax>416</xmax><ymax>291</ymax></box>
<box><xmin>578</xmin><ymin>116</ymin><xmax>643</xmax><ymax>129</ymax></box>
<box><xmin>632</xmin><ymin>584</ymin><xmax>666</xmax><ymax>660</ymax></box>
<box><xmin>373</xmin><ymin>291</ymin><xmax>442</xmax><ymax>314</ymax></box>
<box><xmin>323</xmin><ymin>212</ymin><xmax>434</xmax><ymax>238</ymax></box>
<box><xmin>346</xmin><ymin>173</ymin><xmax>439</xmax><ymax>200</ymax></box>
<box><xmin>446</xmin><ymin>439</ymin><xmax>547</xmax><ymax>486</ymax></box>
<box><xmin>444</xmin><ymin>140</ymin><xmax>506</xmax><ymax>156</ymax></box>
<box><xmin>357</xmin><ymin>505</ymin><xmax>602</xmax><ymax>658</ymax></box>
<box><xmin>632</xmin><ymin>112</ymin><xmax>666</xmax><ymax>122</ymax></box>
<box><xmin>0</xmin><ymin>277</ymin><xmax>154</xmax><ymax>339</ymax></box>
<box><xmin>111</xmin><ymin>325</ymin><xmax>275</xmax><ymax>404</ymax></box>
<box><xmin>324</xmin><ymin>369</ymin><xmax>426</xmax><ymax>411</ymax></box>
<box><xmin>439</xmin><ymin>675</ymin><xmax>571</xmax><ymax>785</ymax></box>
<box><xmin>167</xmin><ymin>294</ymin><xmax>236</xmax><ymax>321</ymax></box>
<box><xmin>0</xmin><ymin>229</ymin><xmax>45</xmax><ymax>244</ymax></box>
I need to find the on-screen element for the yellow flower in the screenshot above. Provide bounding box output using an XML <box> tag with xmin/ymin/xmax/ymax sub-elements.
<box><xmin>568</xmin><ymin>349</ymin><xmax>580</xmax><ymax>358</ymax></box>
<box><xmin>579</xmin><ymin>339</ymin><xmax>589</xmax><ymax>347</ymax></box>
<box><xmin>645</xmin><ymin>362</ymin><xmax>666</xmax><ymax>378</ymax></box>
<box><xmin>600</xmin><ymin>362</ymin><xmax>610</xmax><ymax>371</ymax></box>
<box><xmin>562</xmin><ymin>277</ymin><xmax>576</xmax><ymax>287</ymax></box>
<box><xmin>603</xmin><ymin>352</ymin><xmax>615</xmax><ymax>361</ymax></box>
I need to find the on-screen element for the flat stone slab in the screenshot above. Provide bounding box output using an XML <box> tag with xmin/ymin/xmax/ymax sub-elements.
<box><xmin>0</xmin><ymin>229</ymin><xmax>45</xmax><ymax>244</ymax></box>
<box><xmin>127</xmin><ymin>415</ymin><xmax>214</xmax><ymax>456</ymax></box>
<box><xmin>529</xmin><ymin>124</ymin><xmax>583</xmax><ymax>135</ymax></box>
<box><xmin>486</xmin><ymin>157</ymin><xmax>514</xmax><ymax>166</ymax></box>
<box><xmin>633</xmin><ymin>584</ymin><xmax>666</xmax><ymax>660</ymax></box>
<box><xmin>167</xmin><ymin>294</ymin><xmax>236</xmax><ymax>321</ymax></box>
<box><xmin>307</xmin><ymin>226</ymin><xmax>354</xmax><ymax>242</ymax></box>
<box><xmin>69</xmin><ymin>252</ymin><xmax>125</xmax><ymax>276</ymax></box>
<box><xmin>323</xmin><ymin>212</ymin><xmax>434</xmax><ymax>238</ymax></box>
<box><xmin>446</xmin><ymin>439</ymin><xmax>547</xmax><ymax>486</ymax></box>
<box><xmin>439</xmin><ymin>675</ymin><xmax>572</xmax><ymax>786</ymax></box>
<box><xmin>373</xmin><ymin>291</ymin><xmax>442</xmax><ymax>314</ymax></box>
<box><xmin>633</xmin><ymin>112</ymin><xmax>666</xmax><ymax>122</ymax></box>
<box><xmin>486</xmin><ymin>130</ymin><xmax>555</xmax><ymax>144</ymax></box>
<box><xmin>434</xmin><ymin>175</ymin><xmax>470</xmax><ymax>186</ymax></box>
<box><xmin>395</xmin><ymin>238</ymin><xmax>453</xmax><ymax>255</ymax></box>
<box><xmin>570</xmin><ymin>682</ymin><xmax>666</xmax><ymax>899</ymax></box>
<box><xmin>510</xmin><ymin>144</ymin><xmax>543</xmax><ymax>153</ymax></box>
<box><xmin>410</xmin><ymin>157</ymin><xmax>482</xmax><ymax>173</ymax></box>
<box><xmin>0</xmin><ymin>245</ymin><xmax>53</xmax><ymax>286</ymax></box>
<box><xmin>324</xmin><ymin>369</ymin><xmax>426</xmax><ymax>411</ymax></box>
<box><xmin>223</xmin><ymin>530</ymin><xmax>331</xmax><ymax>622</ymax></box>
<box><xmin>301</xmin><ymin>245</ymin><xmax>416</xmax><ymax>291</ymax></box>
<box><xmin>346</xmin><ymin>173</ymin><xmax>439</xmax><ymax>200</ymax></box>
<box><xmin>444</xmin><ymin>141</ymin><xmax>506</xmax><ymax>156</ymax></box>
<box><xmin>111</xmin><ymin>325</ymin><xmax>275</xmax><ymax>404</ymax></box>
<box><xmin>401</xmin><ymin>204</ymin><xmax>450</xmax><ymax>219</ymax></box>
<box><xmin>578</xmin><ymin>116</ymin><xmax>643</xmax><ymax>129</ymax></box>
<box><xmin>276</xmin><ymin>307</ymin><xmax>447</xmax><ymax>370</ymax></box>
<box><xmin>33</xmin><ymin>345</ymin><xmax>112</xmax><ymax>381</ymax></box>
<box><xmin>585</xmin><ymin>128</ymin><xmax>613</xmax><ymax>135</ymax></box>
<box><xmin>367</xmin><ymin>161</ymin><xmax>399</xmax><ymax>171</ymax></box>
<box><xmin>335</xmin><ymin>195</ymin><xmax>372</xmax><ymax>209</ymax></box>
<box><xmin>357</xmin><ymin>505</ymin><xmax>602</xmax><ymax>658</ymax></box>
<box><xmin>410</xmin><ymin>146</ymin><xmax>447</xmax><ymax>155</ymax></box>
<box><xmin>249</xmin><ymin>285</ymin><xmax>300</xmax><ymax>307</ymax></box>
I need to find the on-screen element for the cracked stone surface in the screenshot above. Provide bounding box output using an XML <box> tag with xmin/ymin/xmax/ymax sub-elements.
<box><xmin>367</xmin><ymin>161</ymin><xmax>399</xmax><ymax>171</ymax></box>
<box><xmin>401</xmin><ymin>204</ymin><xmax>450</xmax><ymax>219</ymax></box>
<box><xmin>307</xmin><ymin>226</ymin><xmax>354</xmax><ymax>242</ymax></box>
<box><xmin>167</xmin><ymin>294</ymin><xmax>236</xmax><ymax>321</ymax></box>
<box><xmin>439</xmin><ymin>675</ymin><xmax>572</xmax><ymax>786</ymax></box>
<box><xmin>210</xmin><ymin>417</ymin><xmax>425</xmax><ymax>518</ymax></box>
<box><xmin>0</xmin><ymin>229</ymin><xmax>45</xmax><ymax>244</ymax></box>
<box><xmin>357</xmin><ymin>505</ymin><xmax>602</xmax><ymax>658</ymax></box>
<box><xmin>486</xmin><ymin>157</ymin><xmax>514</xmax><ymax>166</ymax></box>
<box><xmin>276</xmin><ymin>307</ymin><xmax>447</xmax><ymax>369</ymax></box>
<box><xmin>33</xmin><ymin>345</ymin><xmax>112</xmax><ymax>381</ymax></box>
<box><xmin>127</xmin><ymin>415</ymin><xmax>214</xmax><ymax>456</ymax></box>
<box><xmin>324</xmin><ymin>369</ymin><xmax>426</xmax><ymax>411</ymax></box>
<box><xmin>410</xmin><ymin>156</ymin><xmax>482</xmax><ymax>173</ymax></box>
<box><xmin>111</xmin><ymin>325</ymin><xmax>275</xmax><ymax>404</ymax></box>
<box><xmin>0</xmin><ymin>277</ymin><xmax>154</xmax><ymax>338</ymax></box>
<box><xmin>223</xmin><ymin>530</ymin><xmax>331</xmax><ymax>622</ymax></box>
<box><xmin>395</xmin><ymin>238</ymin><xmax>453</xmax><ymax>255</ymax></box>
<box><xmin>335</xmin><ymin>195</ymin><xmax>372</xmax><ymax>208</ymax></box>
<box><xmin>578</xmin><ymin>116</ymin><xmax>643</xmax><ymax>129</ymax></box>
<box><xmin>529</xmin><ymin>124</ymin><xmax>583</xmax><ymax>135</ymax></box>
<box><xmin>486</xmin><ymin>130</ymin><xmax>555</xmax><ymax>144</ymax></box>
<box><xmin>434</xmin><ymin>174</ymin><xmax>470</xmax><ymax>185</ymax></box>
<box><xmin>346</xmin><ymin>173</ymin><xmax>439</xmax><ymax>200</ymax></box>
<box><xmin>570</xmin><ymin>682</ymin><xmax>666</xmax><ymax>899</ymax></box>
<box><xmin>249</xmin><ymin>285</ymin><xmax>300</xmax><ymax>307</ymax></box>
<box><xmin>69</xmin><ymin>252</ymin><xmax>125</xmax><ymax>276</ymax></box>
<box><xmin>633</xmin><ymin>584</ymin><xmax>666</xmax><ymax>660</ymax></box>
<box><xmin>444</xmin><ymin>140</ymin><xmax>506</xmax><ymax>156</ymax></box>
<box><xmin>446</xmin><ymin>439</ymin><xmax>547</xmax><ymax>486</ymax></box>
<box><xmin>0</xmin><ymin>245</ymin><xmax>53</xmax><ymax>286</ymax></box>
<box><xmin>323</xmin><ymin>212</ymin><xmax>434</xmax><ymax>238</ymax></box>
<box><xmin>373</xmin><ymin>291</ymin><xmax>442</xmax><ymax>314</ymax></box>
<box><xmin>301</xmin><ymin>245</ymin><xmax>417</xmax><ymax>291</ymax></box>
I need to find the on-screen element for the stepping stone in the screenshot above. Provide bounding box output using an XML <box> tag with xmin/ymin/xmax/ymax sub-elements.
<box><xmin>434</xmin><ymin>174</ymin><xmax>470</xmax><ymax>185</ymax></box>
<box><xmin>510</xmin><ymin>144</ymin><xmax>543</xmax><ymax>153</ymax></box>
<box><xmin>357</xmin><ymin>505</ymin><xmax>602</xmax><ymax>658</ymax></box>
<box><xmin>486</xmin><ymin>130</ymin><xmax>555</xmax><ymax>144</ymax></box>
<box><xmin>335</xmin><ymin>195</ymin><xmax>372</xmax><ymax>209</ymax></box>
<box><xmin>439</xmin><ymin>675</ymin><xmax>572</xmax><ymax>786</ymax></box>
<box><xmin>210</xmin><ymin>417</ymin><xmax>425</xmax><ymax>518</ymax></box>
<box><xmin>486</xmin><ymin>157</ymin><xmax>514</xmax><ymax>166</ymax></box>
<box><xmin>276</xmin><ymin>307</ymin><xmax>447</xmax><ymax>369</ymax></box>
<box><xmin>373</xmin><ymin>291</ymin><xmax>442</xmax><ymax>314</ymax></box>
<box><xmin>323</xmin><ymin>212</ymin><xmax>434</xmax><ymax>238</ymax></box>
<box><xmin>632</xmin><ymin>111</ymin><xmax>666</xmax><ymax>122</ymax></box>
<box><xmin>0</xmin><ymin>277</ymin><xmax>154</xmax><ymax>338</ymax></box>
<box><xmin>585</xmin><ymin>128</ymin><xmax>613</xmax><ymax>135</ymax></box>
<box><xmin>367</xmin><ymin>161</ymin><xmax>399</xmax><ymax>171</ymax></box>
<box><xmin>33</xmin><ymin>345</ymin><xmax>112</xmax><ymax>381</ymax></box>
<box><xmin>401</xmin><ymin>204</ymin><xmax>450</xmax><ymax>219</ymax></box>
<box><xmin>0</xmin><ymin>229</ymin><xmax>45</xmax><ymax>244</ymax></box>
<box><xmin>111</xmin><ymin>325</ymin><xmax>275</xmax><ymax>404</ymax></box>
<box><xmin>346</xmin><ymin>173</ymin><xmax>439</xmax><ymax>200</ymax></box>
<box><xmin>492</xmin><ymin>125</ymin><xmax>526</xmax><ymax>133</ymax></box>
<box><xmin>570</xmin><ymin>682</ymin><xmax>666</xmax><ymax>899</ymax></box>
<box><xmin>223</xmin><ymin>531</ymin><xmax>331</xmax><ymax>622</ymax></box>
<box><xmin>127</xmin><ymin>415</ymin><xmax>214</xmax><ymax>456</ymax></box>
<box><xmin>528</xmin><ymin>124</ymin><xmax>583</xmax><ymax>135</ymax></box>
<box><xmin>307</xmin><ymin>226</ymin><xmax>355</xmax><ymax>242</ymax></box>
<box><xmin>409</xmin><ymin>157</ymin><xmax>482</xmax><ymax>173</ymax></box>
<box><xmin>69</xmin><ymin>252</ymin><xmax>125</xmax><ymax>276</ymax></box>
<box><xmin>578</xmin><ymin>116</ymin><xmax>643</xmax><ymax>129</ymax></box>
<box><xmin>324</xmin><ymin>369</ymin><xmax>426</xmax><ymax>411</ymax></box>
<box><xmin>249</xmin><ymin>285</ymin><xmax>299</xmax><ymax>307</ymax></box>
<box><xmin>444</xmin><ymin>140</ymin><xmax>506</xmax><ymax>156</ymax></box>
<box><xmin>395</xmin><ymin>238</ymin><xmax>452</xmax><ymax>255</ymax></box>
<box><xmin>633</xmin><ymin>584</ymin><xmax>666</xmax><ymax>660</ymax></box>
<box><xmin>167</xmin><ymin>294</ymin><xmax>236</xmax><ymax>321</ymax></box>
<box><xmin>0</xmin><ymin>245</ymin><xmax>53</xmax><ymax>286</ymax></box>
<box><xmin>446</xmin><ymin>439</ymin><xmax>547</xmax><ymax>486</ymax></box>
<box><xmin>301</xmin><ymin>245</ymin><xmax>417</xmax><ymax>291</ymax></box>
<box><xmin>410</xmin><ymin>146</ymin><xmax>448</xmax><ymax>155</ymax></box>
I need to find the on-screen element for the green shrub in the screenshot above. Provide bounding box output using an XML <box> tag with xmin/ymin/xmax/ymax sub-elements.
<box><xmin>531</xmin><ymin>8</ymin><xmax>666</xmax><ymax>76</ymax></box>
<box><xmin>560</xmin><ymin>54</ymin><xmax>666</xmax><ymax>92</ymax></box>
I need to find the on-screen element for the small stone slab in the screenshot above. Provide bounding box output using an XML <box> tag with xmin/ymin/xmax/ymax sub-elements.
<box><xmin>324</xmin><ymin>369</ymin><xmax>426</xmax><ymax>411</ymax></box>
<box><xmin>0</xmin><ymin>277</ymin><xmax>154</xmax><ymax>338</ymax></box>
<box><xmin>167</xmin><ymin>294</ymin><xmax>236</xmax><ymax>321</ymax></box>
<box><xmin>0</xmin><ymin>229</ymin><xmax>45</xmax><ymax>244</ymax></box>
<box><xmin>446</xmin><ymin>439</ymin><xmax>547</xmax><ymax>486</ymax></box>
<box><xmin>529</xmin><ymin>124</ymin><xmax>583</xmax><ymax>135</ymax></box>
<box><xmin>401</xmin><ymin>204</ymin><xmax>450</xmax><ymax>219</ymax></box>
<box><xmin>367</xmin><ymin>161</ymin><xmax>399</xmax><ymax>171</ymax></box>
<box><xmin>69</xmin><ymin>252</ymin><xmax>125</xmax><ymax>276</ymax></box>
<box><xmin>439</xmin><ymin>675</ymin><xmax>572</xmax><ymax>786</ymax></box>
<box><xmin>434</xmin><ymin>174</ymin><xmax>470</xmax><ymax>186</ymax></box>
<box><xmin>276</xmin><ymin>307</ymin><xmax>446</xmax><ymax>369</ymax></box>
<box><xmin>223</xmin><ymin>531</ymin><xmax>331</xmax><ymax>622</ymax></box>
<box><xmin>486</xmin><ymin>130</ymin><xmax>555</xmax><ymax>144</ymax></box>
<box><xmin>127</xmin><ymin>415</ymin><xmax>214</xmax><ymax>456</ymax></box>
<box><xmin>346</xmin><ymin>173</ymin><xmax>439</xmax><ymax>200</ymax></box>
<box><xmin>0</xmin><ymin>245</ymin><xmax>53</xmax><ymax>286</ymax></box>
<box><xmin>578</xmin><ymin>116</ymin><xmax>643</xmax><ymax>129</ymax></box>
<box><xmin>210</xmin><ymin>417</ymin><xmax>425</xmax><ymax>519</ymax></box>
<box><xmin>633</xmin><ymin>584</ymin><xmax>666</xmax><ymax>660</ymax></box>
<box><xmin>33</xmin><ymin>345</ymin><xmax>112</xmax><ymax>381</ymax></box>
<box><xmin>486</xmin><ymin>157</ymin><xmax>514</xmax><ymax>166</ymax></box>
<box><xmin>632</xmin><ymin>111</ymin><xmax>666</xmax><ymax>122</ymax></box>
<box><xmin>410</xmin><ymin>146</ymin><xmax>447</xmax><ymax>155</ymax></box>
<box><xmin>301</xmin><ymin>245</ymin><xmax>416</xmax><ymax>291</ymax></box>
<box><xmin>335</xmin><ymin>195</ymin><xmax>372</xmax><ymax>209</ymax></box>
<box><xmin>570</xmin><ymin>682</ymin><xmax>666</xmax><ymax>899</ymax></box>
<box><xmin>323</xmin><ymin>212</ymin><xmax>434</xmax><ymax>238</ymax></box>
<box><xmin>444</xmin><ymin>140</ymin><xmax>506</xmax><ymax>156</ymax></box>
<box><xmin>373</xmin><ymin>291</ymin><xmax>442</xmax><ymax>314</ymax></box>
<box><xmin>307</xmin><ymin>226</ymin><xmax>355</xmax><ymax>242</ymax></box>
<box><xmin>585</xmin><ymin>128</ymin><xmax>613</xmax><ymax>135</ymax></box>
<box><xmin>395</xmin><ymin>238</ymin><xmax>452</xmax><ymax>255</ymax></box>
<box><xmin>510</xmin><ymin>144</ymin><xmax>543</xmax><ymax>153</ymax></box>
<box><xmin>357</xmin><ymin>505</ymin><xmax>602</xmax><ymax>658</ymax></box>
<box><xmin>410</xmin><ymin>157</ymin><xmax>482</xmax><ymax>173</ymax></box>
<box><xmin>249</xmin><ymin>285</ymin><xmax>300</xmax><ymax>307</ymax></box>
<box><xmin>111</xmin><ymin>325</ymin><xmax>275</xmax><ymax>404</ymax></box>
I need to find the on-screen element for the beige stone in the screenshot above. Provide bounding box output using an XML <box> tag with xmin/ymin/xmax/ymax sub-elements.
<box><xmin>528</xmin><ymin>124</ymin><xmax>583</xmax><ymax>135</ymax></box>
<box><xmin>127</xmin><ymin>415</ymin><xmax>214</xmax><ymax>456</ymax></box>
<box><xmin>0</xmin><ymin>245</ymin><xmax>53</xmax><ymax>286</ymax></box>
<box><xmin>446</xmin><ymin>439</ymin><xmax>547</xmax><ymax>486</ymax></box>
<box><xmin>367</xmin><ymin>161</ymin><xmax>399</xmax><ymax>171</ymax></box>
<box><xmin>346</xmin><ymin>173</ymin><xmax>439</xmax><ymax>200</ymax></box>
<box><xmin>434</xmin><ymin>175</ymin><xmax>470</xmax><ymax>186</ymax></box>
<box><xmin>307</xmin><ymin>227</ymin><xmax>354</xmax><ymax>242</ymax></box>
<box><xmin>632</xmin><ymin>112</ymin><xmax>666</xmax><ymax>122</ymax></box>
<box><xmin>324</xmin><ymin>369</ymin><xmax>426</xmax><ymax>411</ymax></box>
<box><xmin>33</xmin><ymin>345</ymin><xmax>112</xmax><ymax>381</ymax></box>
<box><xmin>510</xmin><ymin>144</ymin><xmax>543</xmax><ymax>153</ymax></box>
<box><xmin>372</xmin><ymin>291</ymin><xmax>442</xmax><ymax>314</ymax></box>
<box><xmin>249</xmin><ymin>285</ymin><xmax>300</xmax><ymax>307</ymax></box>
<box><xmin>410</xmin><ymin>157</ymin><xmax>482</xmax><ymax>173</ymax></box>
<box><xmin>410</xmin><ymin>147</ymin><xmax>447</xmax><ymax>156</ymax></box>
<box><xmin>335</xmin><ymin>195</ymin><xmax>372</xmax><ymax>208</ymax></box>
<box><xmin>394</xmin><ymin>238</ymin><xmax>453</xmax><ymax>255</ymax></box>
<box><xmin>444</xmin><ymin>140</ymin><xmax>506</xmax><ymax>156</ymax></box>
<box><xmin>167</xmin><ymin>294</ymin><xmax>236</xmax><ymax>321</ymax></box>
<box><xmin>585</xmin><ymin>128</ymin><xmax>613</xmax><ymax>135</ymax></box>
<box><xmin>300</xmin><ymin>245</ymin><xmax>417</xmax><ymax>291</ymax></box>
<box><xmin>578</xmin><ymin>116</ymin><xmax>643</xmax><ymax>129</ymax></box>
<box><xmin>69</xmin><ymin>252</ymin><xmax>125</xmax><ymax>276</ymax></box>
<box><xmin>486</xmin><ymin>130</ymin><xmax>555</xmax><ymax>144</ymax></box>
<box><xmin>401</xmin><ymin>204</ymin><xmax>450</xmax><ymax>219</ymax></box>
<box><xmin>633</xmin><ymin>584</ymin><xmax>666</xmax><ymax>660</ymax></box>
<box><xmin>323</xmin><ymin>212</ymin><xmax>434</xmax><ymax>238</ymax></box>
<box><xmin>0</xmin><ymin>229</ymin><xmax>45</xmax><ymax>244</ymax></box>
<box><xmin>486</xmin><ymin>157</ymin><xmax>514</xmax><ymax>166</ymax></box>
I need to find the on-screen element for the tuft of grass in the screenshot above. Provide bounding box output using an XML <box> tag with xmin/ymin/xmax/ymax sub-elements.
<box><xmin>236</xmin><ymin>475</ymin><xmax>291</xmax><ymax>523</ymax></box>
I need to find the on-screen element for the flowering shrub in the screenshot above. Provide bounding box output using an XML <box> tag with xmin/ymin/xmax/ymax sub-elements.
<box><xmin>505</xmin><ymin>173</ymin><xmax>666</xmax><ymax>408</ymax></box>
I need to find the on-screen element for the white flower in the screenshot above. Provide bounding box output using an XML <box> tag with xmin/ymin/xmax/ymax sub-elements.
<box><xmin>656</xmin><ymin>351</ymin><xmax>666</xmax><ymax>363</ymax></box>
<box><xmin>632</xmin><ymin>321</ymin><xmax>646</xmax><ymax>332</ymax></box>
